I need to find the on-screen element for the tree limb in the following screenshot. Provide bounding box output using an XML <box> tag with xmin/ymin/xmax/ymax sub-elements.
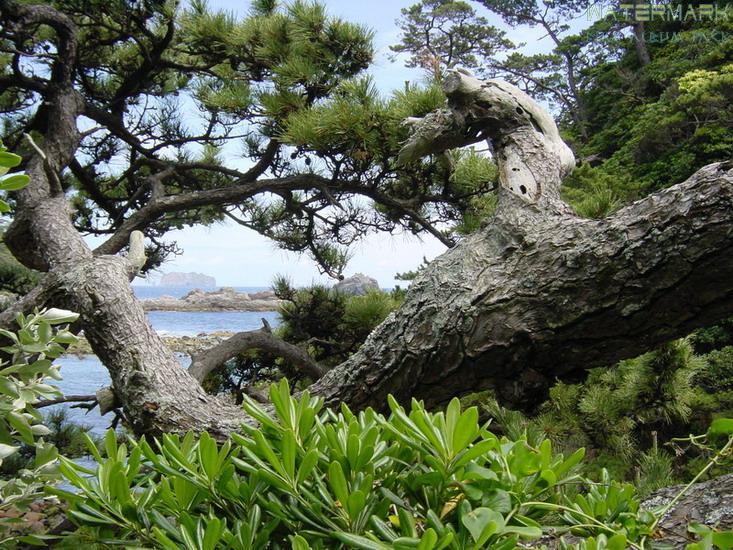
<box><xmin>92</xmin><ymin>174</ymin><xmax>338</xmax><ymax>256</ymax></box>
<box><xmin>35</xmin><ymin>394</ymin><xmax>97</xmax><ymax>409</ymax></box>
<box><xmin>188</xmin><ymin>323</ymin><xmax>325</xmax><ymax>383</ymax></box>
<box><xmin>307</xmin><ymin>73</ymin><xmax>733</xmax><ymax>414</ymax></box>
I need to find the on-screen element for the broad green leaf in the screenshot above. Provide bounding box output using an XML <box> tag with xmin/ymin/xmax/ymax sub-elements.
<box><xmin>328</xmin><ymin>460</ymin><xmax>349</xmax><ymax>508</ymax></box>
<box><xmin>331</xmin><ymin>531</ymin><xmax>391</xmax><ymax>550</ymax></box>
<box><xmin>0</xmin><ymin>442</ymin><xmax>19</xmax><ymax>459</ymax></box>
<box><xmin>708</xmin><ymin>418</ymin><xmax>733</xmax><ymax>438</ymax></box>
<box><xmin>452</xmin><ymin>406</ymin><xmax>479</xmax><ymax>454</ymax></box>
<box><xmin>713</xmin><ymin>531</ymin><xmax>733</xmax><ymax>550</ymax></box>
<box><xmin>296</xmin><ymin>448</ymin><xmax>319</xmax><ymax>486</ymax></box>
<box><xmin>0</xmin><ymin>173</ymin><xmax>30</xmax><ymax>191</ymax></box>
<box><xmin>461</xmin><ymin>507</ymin><xmax>504</xmax><ymax>545</ymax></box>
<box><xmin>502</xmin><ymin>524</ymin><xmax>542</xmax><ymax>539</ymax></box>
<box><xmin>39</xmin><ymin>308</ymin><xmax>80</xmax><ymax>325</ymax></box>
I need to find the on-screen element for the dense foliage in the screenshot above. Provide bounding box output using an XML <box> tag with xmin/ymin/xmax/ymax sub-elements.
<box><xmin>1</xmin><ymin>0</ymin><xmax>733</xmax><ymax>545</ymax></box>
<box><xmin>0</xmin><ymin>309</ymin><xmax>78</xmax><ymax>541</ymax></box>
<box><xmin>470</xmin><ymin>335</ymin><xmax>733</xmax><ymax>496</ymax></box>
<box><xmin>206</xmin><ymin>281</ymin><xmax>403</xmax><ymax>400</ymax></box>
<box><xmin>48</xmin><ymin>380</ymin><xmax>733</xmax><ymax>549</ymax></box>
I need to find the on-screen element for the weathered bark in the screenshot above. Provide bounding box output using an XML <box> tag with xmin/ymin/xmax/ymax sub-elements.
<box><xmin>2</xmin><ymin>13</ymin><xmax>732</xmax><ymax>438</ymax></box>
<box><xmin>311</xmin><ymin>160</ymin><xmax>733</xmax><ymax>411</ymax></box>
<box><xmin>188</xmin><ymin>326</ymin><xmax>325</xmax><ymax>383</ymax></box>
<box><xmin>309</xmin><ymin>72</ymin><xmax>733</xmax><ymax>413</ymax></box>
<box><xmin>642</xmin><ymin>474</ymin><xmax>733</xmax><ymax>548</ymax></box>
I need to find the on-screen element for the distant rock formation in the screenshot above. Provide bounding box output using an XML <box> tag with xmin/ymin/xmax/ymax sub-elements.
<box><xmin>334</xmin><ymin>273</ymin><xmax>380</xmax><ymax>295</ymax></box>
<box><xmin>159</xmin><ymin>272</ymin><xmax>216</xmax><ymax>287</ymax></box>
<box><xmin>142</xmin><ymin>287</ymin><xmax>281</xmax><ymax>312</ymax></box>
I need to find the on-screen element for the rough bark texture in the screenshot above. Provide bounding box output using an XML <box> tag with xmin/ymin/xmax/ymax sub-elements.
<box><xmin>311</xmin><ymin>161</ymin><xmax>733</xmax><ymax>411</ymax></box>
<box><xmin>2</xmin><ymin>24</ymin><xmax>732</xmax><ymax>436</ymax></box>
<box><xmin>188</xmin><ymin>328</ymin><xmax>325</xmax><ymax>383</ymax></box>
<box><xmin>48</xmin><ymin>257</ymin><xmax>248</xmax><ymax>436</ymax></box>
<box><xmin>642</xmin><ymin>474</ymin><xmax>733</xmax><ymax>548</ymax></box>
<box><xmin>309</xmin><ymin>72</ymin><xmax>733</xmax><ymax>413</ymax></box>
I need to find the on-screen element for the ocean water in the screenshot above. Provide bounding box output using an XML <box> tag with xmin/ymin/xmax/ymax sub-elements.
<box><xmin>49</xmin><ymin>286</ymin><xmax>282</xmax><ymax>437</ymax></box>
<box><xmin>132</xmin><ymin>285</ymin><xmax>270</xmax><ymax>300</ymax></box>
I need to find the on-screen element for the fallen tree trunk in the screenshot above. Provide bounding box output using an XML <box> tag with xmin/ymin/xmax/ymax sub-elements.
<box><xmin>309</xmin><ymin>73</ymin><xmax>733</xmax><ymax>412</ymax></box>
<box><xmin>310</xmin><ymin>160</ymin><xmax>733</xmax><ymax>412</ymax></box>
<box><xmin>2</xmin><ymin>28</ymin><xmax>732</xmax><ymax>434</ymax></box>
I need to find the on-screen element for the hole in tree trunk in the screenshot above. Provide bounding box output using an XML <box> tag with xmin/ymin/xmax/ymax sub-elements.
<box><xmin>519</xmin><ymin>185</ymin><xmax>527</xmax><ymax>194</ymax></box>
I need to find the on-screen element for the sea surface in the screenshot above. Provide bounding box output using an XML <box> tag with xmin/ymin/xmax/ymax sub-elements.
<box><xmin>50</xmin><ymin>285</ymin><xmax>281</xmax><ymax>439</ymax></box>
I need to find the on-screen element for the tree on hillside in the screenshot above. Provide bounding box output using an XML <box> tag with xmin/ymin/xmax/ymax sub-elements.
<box><xmin>0</xmin><ymin>0</ymin><xmax>731</xmax><ymax>437</ymax></box>
<box><xmin>393</xmin><ymin>0</ymin><xmax>733</xmax><ymax>191</ymax></box>
<box><xmin>390</xmin><ymin>0</ymin><xmax>512</xmax><ymax>80</ymax></box>
<box><xmin>392</xmin><ymin>0</ymin><xmax>597</xmax><ymax>136</ymax></box>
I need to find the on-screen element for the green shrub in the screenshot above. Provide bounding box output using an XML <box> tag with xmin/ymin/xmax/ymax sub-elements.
<box><xmin>475</xmin><ymin>340</ymin><xmax>713</xmax><ymax>487</ymax></box>
<box><xmin>0</xmin><ymin>409</ymin><xmax>99</xmax><ymax>477</ymax></box>
<box><xmin>0</xmin><ymin>308</ymin><xmax>79</xmax><ymax>545</ymax></box>
<box><xmin>207</xmin><ymin>282</ymin><xmax>402</xmax><ymax>399</ymax></box>
<box><xmin>0</xmin><ymin>141</ymin><xmax>30</xmax><ymax>214</ymax></box>
<box><xmin>689</xmin><ymin>316</ymin><xmax>733</xmax><ymax>354</ymax></box>
<box><xmin>696</xmin><ymin>346</ymin><xmax>733</xmax><ymax>393</ymax></box>
<box><xmin>55</xmin><ymin>379</ymin><xmax>669</xmax><ymax>549</ymax></box>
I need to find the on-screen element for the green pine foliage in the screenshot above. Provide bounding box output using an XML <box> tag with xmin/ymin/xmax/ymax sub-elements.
<box><xmin>274</xmin><ymin>279</ymin><xmax>402</xmax><ymax>367</ymax></box>
<box><xmin>205</xmin><ymin>279</ymin><xmax>403</xmax><ymax>401</ymax></box>
<box><xmin>474</xmin><ymin>338</ymin><xmax>733</xmax><ymax>493</ymax></box>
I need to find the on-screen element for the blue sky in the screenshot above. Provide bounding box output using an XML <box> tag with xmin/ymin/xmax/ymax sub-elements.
<box><xmin>132</xmin><ymin>0</ymin><xmax>559</xmax><ymax>288</ymax></box>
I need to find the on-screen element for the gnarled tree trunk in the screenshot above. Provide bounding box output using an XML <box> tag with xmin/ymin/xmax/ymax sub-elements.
<box><xmin>4</xmin><ymin>59</ymin><xmax>733</xmax><ymax>434</ymax></box>
<box><xmin>310</xmin><ymin>71</ymin><xmax>733</xmax><ymax>412</ymax></box>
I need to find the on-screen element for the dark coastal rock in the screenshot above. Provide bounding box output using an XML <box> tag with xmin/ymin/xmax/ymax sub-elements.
<box><xmin>141</xmin><ymin>287</ymin><xmax>282</xmax><ymax>312</ymax></box>
<box><xmin>333</xmin><ymin>273</ymin><xmax>379</xmax><ymax>296</ymax></box>
<box><xmin>67</xmin><ymin>331</ymin><xmax>238</xmax><ymax>356</ymax></box>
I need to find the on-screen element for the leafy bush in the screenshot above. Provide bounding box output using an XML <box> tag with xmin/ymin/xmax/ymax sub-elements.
<box><xmin>0</xmin><ymin>308</ymin><xmax>78</xmax><ymax>543</ymax></box>
<box><xmin>1</xmin><ymin>409</ymin><xmax>100</xmax><ymax>477</ymax></box>
<box><xmin>0</xmin><ymin>141</ymin><xmax>29</xmax><ymax>214</ymax></box>
<box><xmin>0</xmin><ymin>143</ymin><xmax>38</xmax><ymax>299</ymax></box>
<box><xmin>54</xmin><ymin>379</ymin><xmax>673</xmax><ymax>549</ymax></box>
<box><xmin>476</xmin><ymin>340</ymin><xmax>718</xmax><ymax>489</ymax></box>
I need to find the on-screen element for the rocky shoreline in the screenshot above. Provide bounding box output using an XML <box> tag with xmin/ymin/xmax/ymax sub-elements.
<box><xmin>68</xmin><ymin>331</ymin><xmax>237</xmax><ymax>356</ymax></box>
<box><xmin>141</xmin><ymin>287</ymin><xmax>283</xmax><ymax>312</ymax></box>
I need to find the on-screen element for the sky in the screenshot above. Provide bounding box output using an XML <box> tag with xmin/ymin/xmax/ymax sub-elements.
<box><xmin>128</xmin><ymin>0</ymin><xmax>561</xmax><ymax>288</ymax></box>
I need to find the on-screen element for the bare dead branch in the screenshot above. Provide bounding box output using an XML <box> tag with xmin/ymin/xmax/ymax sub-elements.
<box><xmin>189</xmin><ymin>324</ymin><xmax>325</xmax><ymax>383</ymax></box>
